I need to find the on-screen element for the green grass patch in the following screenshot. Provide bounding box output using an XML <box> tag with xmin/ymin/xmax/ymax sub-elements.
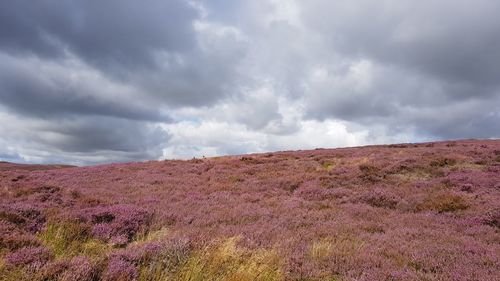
<box><xmin>38</xmin><ymin>222</ymin><xmax>109</xmax><ymax>260</ymax></box>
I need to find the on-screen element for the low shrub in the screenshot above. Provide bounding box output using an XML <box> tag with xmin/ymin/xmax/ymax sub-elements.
<box><xmin>59</xmin><ymin>256</ymin><xmax>98</xmax><ymax>281</ymax></box>
<box><xmin>279</xmin><ymin>180</ymin><xmax>301</xmax><ymax>192</ymax></box>
<box><xmin>430</xmin><ymin>158</ymin><xmax>457</xmax><ymax>167</ymax></box>
<box><xmin>483</xmin><ymin>210</ymin><xmax>500</xmax><ymax>229</ymax></box>
<box><xmin>417</xmin><ymin>193</ymin><xmax>469</xmax><ymax>213</ymax></box>
<box><xmin>0</xmin><ymin>203</ymin><xmax>45</xmax><ymax>233</ymax></box>
<box><xmin>358</xmin><ymin>189</ymin><xmax>400</xmax><ymax>209</ymax></box>
<box><xmin>102</xmin><ymin>255</ymin><xmax>138</xmax><ymax>281</ymax></box>
<box><xmin>5</xmin><ymin>246</ymin><xmax>52</xmax><ymax>271</ymax></box>
<box><xmin>296</xmin><ymin>187</ymin><xmax>351</xmax><ymax>201</ymax></box>
<box><xmin>84</xmin><ymin>204</ymin><xmax>153</xmax><ymax>245</ymax></box>
<box><xmin>358</xmin><ymin>164</ymin><xmax>384</xmax><ymax>183</ymax></box>
<box><xmin>359</xmin><ymin>164</ymin><xmax>380</xmax><ymax>174</ymax></box>
<box><xmin>0</xmin><ymin>233</ymin><xmax>41</xmax><ymax>252</ymax></box>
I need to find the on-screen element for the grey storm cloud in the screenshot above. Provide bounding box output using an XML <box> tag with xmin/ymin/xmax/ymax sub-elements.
<box><xmin>0</xmin><ymin>114</ymin><xmax>169</xmax><ymax>165</ymax></box>
<box><xmin>33</xmin><ymin>117</ymin><xmax>169</xmax><ymax>155</ymax></box>
<box><xmin>0</xmin><ymin>0</ymin><xmax>197</xmax><ymax>67</ymax></box>
<box><xmin>0</xmin><ymin>0</ymin><xmax>247</xmax><ymax>108</ymax></box>
<box><xmin>0</xmin><ymin>53</ymin><xmax>164</xmax><ymax>121</ymax></box>
<box><xmin>0</xmin><ymin>0</ymin><xmax>498</xmax><ymax>164</ymax></box>
<box><xmin>300</xmin><ymin>0</ymin><xmax>500</xmax><ymax>89</ymax></box>
<box><xmin>294</xmin><ymin>0</ymin><xmax>500</xmax><ymax>139</ymax></box>
<box><xmin>0</xmin><ymin>0</ymin><xmax>247</xmax><ymax>163</ymax></box>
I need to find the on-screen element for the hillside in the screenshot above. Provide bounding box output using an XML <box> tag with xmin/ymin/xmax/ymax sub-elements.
<box><xmin>0</xmin><ymin>162</ymin><xmax>75</xmax><ymax>172</ymax></box>
<box><xmin>1</xmin><ymin>140</ymin><xmax>499</xmax><ymax>280</ymax></box>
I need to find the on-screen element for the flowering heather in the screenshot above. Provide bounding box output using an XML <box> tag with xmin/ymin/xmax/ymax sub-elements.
<box><xmin>82</xmin><ymin>204</ymin><xmax>153</xmax><ymax>244</ymax></box>
<box><xmin>4</xmin><ymin>246</ymin><xmax>52</xmax><ymax>270</ymax></box>
<box><xmin>0</xmin><ymin>203</ymin><xmax>46</xmax><ymax>233</ymax></box>
<box><xmin>0</xmin><ymin>139</ymin><xmax>499</xmax><ymax>280</ymax></box>
<box><xmin>59</xmin><ymin>256</ymin><xmax>97</xmax><ymax>281</ymax></box>
<box><xmin>102</xmin><ymin>255</ymin><xmax>138</xmax><ymax>281</ymax></box>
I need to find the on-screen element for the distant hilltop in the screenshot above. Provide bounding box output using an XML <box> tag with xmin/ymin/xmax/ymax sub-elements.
<box><xmin>0</xmin><ymin>161</ymin><xmax>75</xmax><ymax>172</ymax></box>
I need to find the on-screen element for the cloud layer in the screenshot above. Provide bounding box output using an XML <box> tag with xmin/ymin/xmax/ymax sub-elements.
<box><xmin>0</xmin><ymin>0</ymin><xmax>498</xmax><ymax>165</ymax></box>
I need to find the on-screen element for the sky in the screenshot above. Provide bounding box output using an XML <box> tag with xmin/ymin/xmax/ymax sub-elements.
<box><xmin>0</xmin><ymin>0</ymin><xmax>499</xmax><ymax>165</ymax></box>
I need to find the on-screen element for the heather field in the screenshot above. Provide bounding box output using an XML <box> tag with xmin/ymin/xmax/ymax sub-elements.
<box><xmin>0</xmin><ymin>140</ymin><xmax>499</xmax><ymax>281</ymax></box>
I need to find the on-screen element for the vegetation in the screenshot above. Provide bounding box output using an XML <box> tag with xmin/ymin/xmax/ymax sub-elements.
<box><xmin>0</xmin><ymin>140</ymin><xmax>499</xmax><ymax>280</ymax></box>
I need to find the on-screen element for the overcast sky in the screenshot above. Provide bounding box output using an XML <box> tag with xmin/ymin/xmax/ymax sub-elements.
<box><xmin>0</xmin><ymin>0</ymin><xmax>499</xmax><ymax>165</ymax></box>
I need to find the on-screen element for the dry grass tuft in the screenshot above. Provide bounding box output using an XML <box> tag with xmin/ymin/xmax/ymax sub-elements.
<box><xmin>177</xmin><ymin>237</ymin><xmax>282</xmax><ymax>281</ymax></box>
<box><xmin>416</xmin><ymin>193</ymin><xmax>469</xmax><ymax>213</ymax></box>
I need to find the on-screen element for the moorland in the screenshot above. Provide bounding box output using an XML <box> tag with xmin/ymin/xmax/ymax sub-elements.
<box><xmin>0</xmin><ymin>140</ymin><xmax>499</xmax><ymax>280</ymax></box>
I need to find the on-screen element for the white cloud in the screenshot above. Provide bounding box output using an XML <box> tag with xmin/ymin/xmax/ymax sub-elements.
<box><xmin>161</xmin><ymin>118</ymin><xmax>370</xmax><ymax>160</ymax></box>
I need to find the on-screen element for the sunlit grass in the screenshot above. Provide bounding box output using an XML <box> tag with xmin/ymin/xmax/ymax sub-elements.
<box><xmin>309</xmin><ymin>236</ymin><xmax>366</xmax><ymax>262</ymax></box>
<box><xmin>38</xmin><ymin>222</ymin><xmax>109</xmax><ymax>260</ymax></box>
<box><xmin>133</xmin><ymin>227</ymin><xmax>170</xmax><ymax>244</ymax></box>
<box><xmin>0</xmin><ymin>258</ymin><xmax>30</xmax><ymax>281</ymax></box>
<box><xmin>176</xmin><ymin>237</ymin><xmax>282</xmax><ymax>281</ymax></box>
<box><xmin>310</xmin><ymin>240</ymin><xmax>334</xmax><ymax>261</ymax></box>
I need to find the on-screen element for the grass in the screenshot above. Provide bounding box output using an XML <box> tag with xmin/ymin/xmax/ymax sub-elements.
<box><xmin>38</xmin><ymin>222</ymin><xmax>109</xmax><ymax>260</ymax></box>
<box><xmin>0</xmin><ymin>257</ymin><xmax>32</xmax><ymax>281</ymax></box>
<box><xmin>317</xmin><ymin>159</ymin><xmax>339</xmax><ymax>172</ymax></box>
<box><xmin>310</xmin><ymin>240</ymin><xmax>334</xmax><ymax>261</ymax></box>
<box><xmin>309</xmin><ymin>236</ymin><xmax>366</xmax><ymax>262</ymax></box>
<box><xmin>176</xmin><ymin>237</ymin><xmax>282</xmax><ymax>281</ymax></box>
<box><xmin>0</xmin><ymin>268</ymin><xmax>31</xmax><ymax>281</ymax></box>
<box><xmin>126</xmin><ymin>234</ymin><xmax>282</xmax><ymax>281</ymax></box>
<box><xmin>133</xmin><ymin>227</ymin><xmax>170</xmax><ymax>244</ymax></box>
